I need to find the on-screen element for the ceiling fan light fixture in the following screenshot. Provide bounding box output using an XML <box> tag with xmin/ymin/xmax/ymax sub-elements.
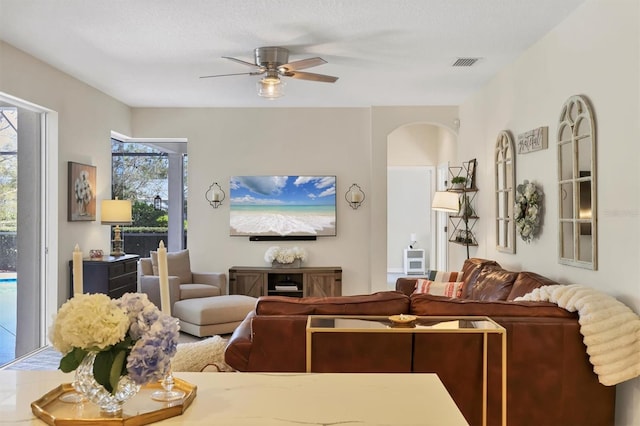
<box><xmin>257</xmin><ymin>76</ymin><xmax>284</xmax><ymax>99</ymax></box>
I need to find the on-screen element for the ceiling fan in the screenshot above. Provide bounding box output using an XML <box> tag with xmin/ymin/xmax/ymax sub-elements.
<box><xmin>200</xmin><ymin>46</ymin><xmax>338</xmax><ymax>98</ymax></box>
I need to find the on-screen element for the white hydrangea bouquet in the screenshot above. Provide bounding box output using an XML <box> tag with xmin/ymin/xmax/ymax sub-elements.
<box><xmin>264</xmin><ymin>246</ymin><xmax>307</xmax><ymax>265</ymax></box>
<box><xmin>49</xmin><ymin>292</ymin><xmax>179</xmax><ymax>395</ymax></box>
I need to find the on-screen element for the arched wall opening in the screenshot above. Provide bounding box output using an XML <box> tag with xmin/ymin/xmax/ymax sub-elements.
<box><xmin>386</xmin><ymin>122</ymin><xmax>457</xmax><ymax>287</ymax></box>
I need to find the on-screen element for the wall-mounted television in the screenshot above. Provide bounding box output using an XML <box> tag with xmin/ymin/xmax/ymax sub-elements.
<box><xmin>230</xmin><ymin>175</ymin><xmax>336</xmax><ymax>238</ymax></box>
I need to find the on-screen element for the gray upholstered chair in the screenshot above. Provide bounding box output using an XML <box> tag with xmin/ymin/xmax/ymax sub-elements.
<box><xmin>138</xmin><ymin>249</ymin><xmax>226</xmax><ymax>313</ymax></box>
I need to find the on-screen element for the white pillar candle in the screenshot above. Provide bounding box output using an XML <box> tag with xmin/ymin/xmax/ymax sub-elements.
<box><xmin>351</xmin><ymin>191</ymin><xmax>361</xmax><ymax>203</ymax></box>
<box><xmin>72</xmin><ymin>244</ymin><xmax>83</xmax><ymax>295</ymax></box>
<box><xmin>157</xmin><ymin>240</ymin><xmax>171</xmax><ymax>314</ymax></box>
<box><xmin>212</xmin><ymin>191</ymin><xmax>220</xmax><ymax>202</ymax></box>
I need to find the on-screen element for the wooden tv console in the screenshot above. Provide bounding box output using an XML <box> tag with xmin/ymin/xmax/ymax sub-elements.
<box><xmin>228</xmin><ymin>266</ymin><xmax>342</xmax><ymax>298</ymax></box>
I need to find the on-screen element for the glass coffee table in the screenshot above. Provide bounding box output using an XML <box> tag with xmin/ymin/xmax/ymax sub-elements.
<box><xmin>306</xmin><ymin>315</ymin><xmax>506</xmax><ymax>426</ymax></box>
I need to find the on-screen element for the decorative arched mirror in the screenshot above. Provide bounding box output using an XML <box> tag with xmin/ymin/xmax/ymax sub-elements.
<box><xmin>495</xmin><ymin>131</ymin><xmax>515</xmax><ymax>253</ymax></box>
<box><xmin>557</xmin><ymin>95</ymin><xmax>597</xmax><ymax>269</ymax></box>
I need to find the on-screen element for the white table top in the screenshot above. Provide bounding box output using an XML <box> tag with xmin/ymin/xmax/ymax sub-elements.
<box><xmin>1</xmin><ymin>370</ymin><xmax>468</xmax><ymax>425</ymax></box>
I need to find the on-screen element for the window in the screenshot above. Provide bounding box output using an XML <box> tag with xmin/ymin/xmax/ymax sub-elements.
<box><xmin>111</xmin><ymin>139</ymin><xmax>187</xmax><ymax>257</ymax></box>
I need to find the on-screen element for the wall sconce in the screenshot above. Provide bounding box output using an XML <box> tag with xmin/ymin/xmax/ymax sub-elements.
<box><xmin>205</xmin><ymin>182</ymin><xmax>225</xmax><ymax>209</ymax></box>
<box><xmin>345</xmin><ymin>183</ymin><xmax>365</xmax><ymax>209</ymax></box>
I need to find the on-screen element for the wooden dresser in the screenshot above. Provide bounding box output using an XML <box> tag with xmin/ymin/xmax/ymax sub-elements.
<box><xmin>69</xmin><ymin>254</ymin><xmax>139</xmax><ymax>298</ymax></box>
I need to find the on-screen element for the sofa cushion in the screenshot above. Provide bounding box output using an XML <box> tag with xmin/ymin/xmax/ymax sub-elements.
<box><xmin>468</xmin><ymin>265</ymin><xmax>518</xmax><ymax>301</ymax></box>
<box><xmin>410</xmin><ymin>293</ymin><xmax>576</xmax><ymax>318</ymax></box>
<box><xmin>256</xmin><ymin>291</ymin><xmax>410</xmax><ymax>316</ymax></box>
<box><xmin>413</xmin><ymin>279</ymin><xmax>463</xmax><ymax>298</ymax></box>
<box><xmin>507</xmin><ymin>271</ymin><xmax>560</xmax><ymax>301</ymax></box>
<box><xmin>180</xmin><ymin>283</ymin><xmax>221</xmax><ymax>299</ymax></box>
<box><xmin>460</xmin><ymin>258</ymin><xmax>500</xmax><ymax>298</ymax></box>
<box><xmin>150</xmin><ymin>249</ymin><xmax>192</xmax><ymax>284</ymax></box>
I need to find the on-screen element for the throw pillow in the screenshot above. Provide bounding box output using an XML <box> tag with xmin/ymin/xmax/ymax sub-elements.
<box><xmin>413</xmin><ymin>279</ymin><xmax>463</xmax><ymax>298</ymax></box>
<box><xmin>433</xmin><ymin>270</ymin><xmax>464</xmax><ymax>282</ymax></box>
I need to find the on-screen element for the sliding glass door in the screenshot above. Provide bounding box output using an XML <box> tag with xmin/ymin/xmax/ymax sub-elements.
<box><xmin>0</xmin><ymin>97</ymin><xmax>48</xmax><ymax>365</ymax></box>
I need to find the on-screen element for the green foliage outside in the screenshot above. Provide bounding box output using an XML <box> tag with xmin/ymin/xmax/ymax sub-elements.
<box><xmin>0</xmin><ymin>108</ymin><xmax>17</xmax><ymax>232</ymax></box>
<box><xmin>111</xmin><ymin>140</ymin><xmax>187</xmax><ymax>232</ymax></box>
<box><xmin>132</xmin><ymin>201</ymin><xmax>166</xmax><ymax>228</ymax></box>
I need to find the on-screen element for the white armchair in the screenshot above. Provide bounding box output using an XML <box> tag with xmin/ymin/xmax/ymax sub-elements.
<box><xmin>138</xmin><ymin>249</ymin><xmax>226</xmax><ymax>313</ymax></box>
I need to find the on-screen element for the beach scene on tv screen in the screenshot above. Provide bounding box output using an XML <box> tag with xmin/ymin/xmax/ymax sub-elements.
<box><xmin>230</xmin><ymin>176</ymin><xmax>336</xmax><ymax>236</ymax></box>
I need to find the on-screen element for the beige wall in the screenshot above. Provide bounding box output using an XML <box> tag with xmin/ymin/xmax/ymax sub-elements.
<box><xmin>457</xmin><ymin>0</ymin><xmax>640</xmax><ymax>424</ymax></box>
<box><xmin>132</xmin><ymin>107</ymin><xmax>373</xmax><ymax>295</ymax></box>
<box><xmin>131</xmin><ymin>107</ymin><xmax>459</xmax><ymax>295</ymax></box>
<box><xmin>387</xmin><ymin>124</ymin><xmax>439</xmax><ymax>166</ymax></box>
<box><xmin>0</xmin><ymin>41</ymin><xmax>131</xmax><ymax>307</ymax></box>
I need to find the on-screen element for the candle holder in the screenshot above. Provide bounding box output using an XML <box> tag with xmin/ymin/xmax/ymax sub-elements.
<box><xmin>151</xmin><ymin>319</ymin><xmax>185</xmax><ymax>402</ymax></box>
<box><xmin>345</xmin><ymin>183</ymin><xmax>365</xmax><ymax>209</ymax></box>
<box><xmin>151</xmin><ymin>364</ymin><xmax>185</xmax><ymax>402</ymax></box>
<box><xmin>205</xmin><ymin>182</ymin><xmax>225</xmax><ymax>209</ymax></box>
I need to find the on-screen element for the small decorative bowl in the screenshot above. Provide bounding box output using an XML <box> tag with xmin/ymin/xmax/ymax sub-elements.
<box><xmin>388</xmin><ymin>314</ymin><xmax>417</xmax><ymax>326</ymax></box>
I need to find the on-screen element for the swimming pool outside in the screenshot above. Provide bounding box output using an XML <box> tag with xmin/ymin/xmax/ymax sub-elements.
<box><xmin>0</xmin><ymin>276</ymin><xmax>16</xmax><ymax>366</ymax></box>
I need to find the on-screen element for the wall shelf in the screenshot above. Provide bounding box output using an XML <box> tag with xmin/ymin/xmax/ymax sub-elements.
<box><xmin>447</xmin><ymin>162</ymin><xmax>479</xmax><ymax>255</ymax></box>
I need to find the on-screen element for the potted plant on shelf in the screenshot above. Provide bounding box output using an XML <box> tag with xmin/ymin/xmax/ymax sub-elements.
<box><xmin>451</xmin><ymin>176</ymin><xmax>467</xmax><ymax>190</ymax></box>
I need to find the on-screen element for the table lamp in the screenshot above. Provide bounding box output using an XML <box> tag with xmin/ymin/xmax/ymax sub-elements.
<box><xmin>101</xmin><ymin>199</ymin><xmax>132</xmax><ymax>257</ymax></box>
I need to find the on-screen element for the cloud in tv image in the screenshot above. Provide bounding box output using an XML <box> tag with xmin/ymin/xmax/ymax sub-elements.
<box><xmin>230</xmin><ymin>176</ymin><xmax>336</xmax><ymax>236</ymax></box>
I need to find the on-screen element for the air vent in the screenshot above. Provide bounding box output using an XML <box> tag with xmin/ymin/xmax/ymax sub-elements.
<box><xmin>452</xmin><ymin>57</ymin><xmax>481</xmax><ymax>67</ymax></box>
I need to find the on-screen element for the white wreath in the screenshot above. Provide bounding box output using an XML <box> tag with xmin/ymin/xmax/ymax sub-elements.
<box><xmin>514</xmin><ymin>180</ymin><xmax>542</xmax><ymax>243</ymax></box>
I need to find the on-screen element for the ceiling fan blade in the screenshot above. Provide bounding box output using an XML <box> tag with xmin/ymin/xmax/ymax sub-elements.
<box><xmin>200</xmin><ymin>71</ymin><xmax>264</xmax><ymax>79</ymax></box>
<box><xmin>284</xmin><ymin>70</ymin><xmax>338</xmax><ymax>83</ymax></box>
<box><xmin>222</xmin><ymin>56</ymin><xmax>258</xmax><ymax>67</ymax></box>
<box><xmin>280</xmin><ymin>57</ymin><xmax>327</xmax><ymax>71</ymax></box>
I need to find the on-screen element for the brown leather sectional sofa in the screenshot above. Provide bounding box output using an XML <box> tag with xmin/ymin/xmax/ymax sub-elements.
<box><xmin>225</xmin><ymin>258</ymin><xmax>615</xmax><ymax>426</ymax></box>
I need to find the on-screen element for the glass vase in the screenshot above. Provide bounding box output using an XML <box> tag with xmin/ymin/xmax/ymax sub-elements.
<box><xmin>73</xmin><ymin>351</ymin><xmax>140</xmax><ymax>416</ymax></box>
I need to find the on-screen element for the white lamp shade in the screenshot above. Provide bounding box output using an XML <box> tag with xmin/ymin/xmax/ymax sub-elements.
<box><xmin>101</xmin><ymin>199</ymin><xmax>132</xmax><ymax>225</ymax></box>
<box><xmin>431</xmin><ymin>191</ymin><xmax>459</xmax><ymax>213</ymax></box>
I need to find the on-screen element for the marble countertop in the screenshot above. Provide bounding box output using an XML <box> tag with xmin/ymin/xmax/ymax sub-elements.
<box><xmin>1</xmin><ymin>370</ymin><xmax>468</xmax><ymax>425</ymax></box>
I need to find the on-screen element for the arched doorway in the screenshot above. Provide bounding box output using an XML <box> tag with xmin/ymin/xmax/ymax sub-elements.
<box><xmin>386</xmin><ymin>122</ymin><xmax>457</xmax><ymax>285</ymax></box>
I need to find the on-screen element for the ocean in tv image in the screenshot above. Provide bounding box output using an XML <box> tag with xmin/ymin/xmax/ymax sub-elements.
<box><xmin>230</xmin><ymin>176</ymin><xmax>336</xmax><ymax>236</ymax></box>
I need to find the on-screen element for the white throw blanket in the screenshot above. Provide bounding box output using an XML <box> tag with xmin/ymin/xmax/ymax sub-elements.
<box><xmin>171</xmin><ymin>335</ymin><xmax>234</xmax><ymax>372</ymax></box>
<box><xmin>516</xmin><ymin>284</ymin><xmax>640</xmax><ymax>386</ymax></box>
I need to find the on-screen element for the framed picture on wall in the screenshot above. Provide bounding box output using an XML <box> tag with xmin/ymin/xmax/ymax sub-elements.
<box><xmin>68</xmin><ymin>161</ymin><xmax>96</xmax><ymax>221</ymax></box>
<box><xmin>466</xmin><ymin>159</ymin><xmax>477</xmax><ymax>189</ymax></box>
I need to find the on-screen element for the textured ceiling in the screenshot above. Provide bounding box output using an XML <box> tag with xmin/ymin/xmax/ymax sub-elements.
<box><xmin>0</xmin><ymin>0</ymin><xmax>585</xmax><ymax>107</ymax></box>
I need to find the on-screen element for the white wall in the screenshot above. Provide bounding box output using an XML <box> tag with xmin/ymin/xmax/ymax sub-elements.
<box><xmin>387</xmin><ymin>166</ymin><xmax>432</xmax><ymax>271</ymax></box>
<box><xmin>457</xmin><ymin>0</ymin><xmax>640</xmax><ymax>424</ymax></box>
<box><xmin>0</xmin><ymin>41</ymin><xmax>131</xmax><ymax>307</ymax></box>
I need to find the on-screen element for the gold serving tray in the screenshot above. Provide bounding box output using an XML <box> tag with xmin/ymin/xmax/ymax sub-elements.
<box><xmin>31</xmin><ymin>378</ymin><xmax>196</xmax><ymax>425</ymax></box>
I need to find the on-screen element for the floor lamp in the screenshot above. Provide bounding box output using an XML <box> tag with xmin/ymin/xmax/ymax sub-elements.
<box><xmin>101</xmin><ymin>199</ymin><xmax>132</xmax><ymax>257</ymax></box>
<box><xmin>431</xmin><ymin>191</ymin><xmax>470</xmax><ymax>258</ymax></box>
